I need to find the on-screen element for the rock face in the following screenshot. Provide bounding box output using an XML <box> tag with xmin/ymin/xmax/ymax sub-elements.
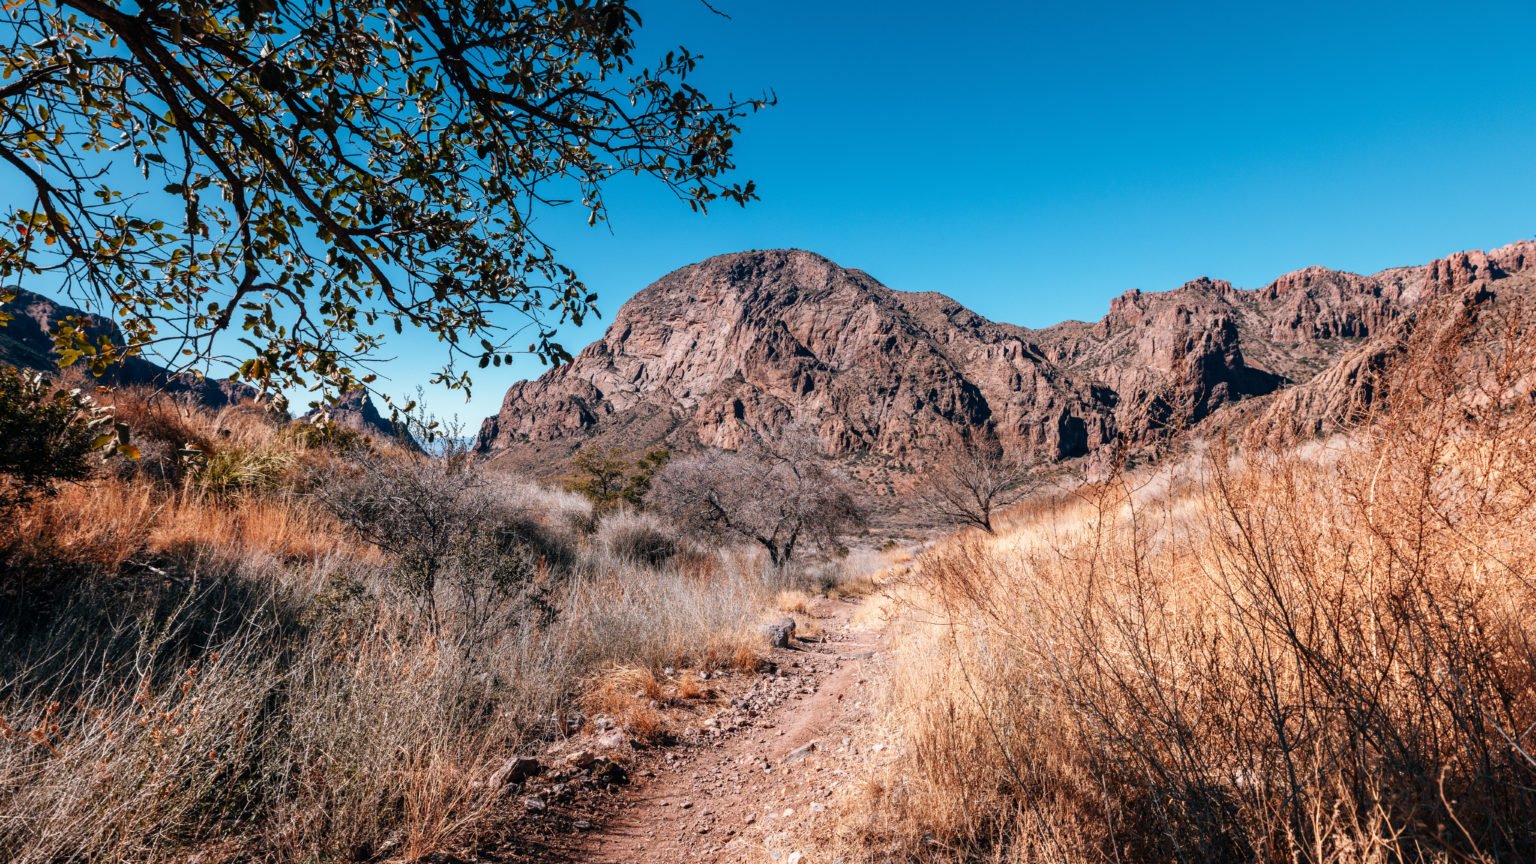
<box><xmin>300</xmin><ymin>389</ymin><xmax>423</xmax><ymax>452</ymax></box>
<box><xmin>1</xmin><ymin>286</ymin><xmax>256</xmax><ymax>408</ymax></box>
<box><xmin>476</xmin><ymin>243</ymin><xmax>1536</xmax><ymax>480</ymax></box>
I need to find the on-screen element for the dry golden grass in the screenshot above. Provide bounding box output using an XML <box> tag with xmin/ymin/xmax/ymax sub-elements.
<box><xmin>674</xmin><ymin>669</ymin><xmax>713</xmax><ymax>701</ymax></box>
<box><xmin>582</xmin><ymin>665</ymin><xmax>667</xmax><ymax>738</ymax></box>
<box><xmin>0</xmin><ymin>390</ymin><xmax>821</xmax><ymax>863</ymax></box>
<box><xmin>804</xmin><ymin>297</ymin><xmax>1536</xmax><ymax>862</ymax></box>
<box><xmin>776</xmin><ymin>588</ymin><xmax>813</xmax><ymax>614</ymax></box>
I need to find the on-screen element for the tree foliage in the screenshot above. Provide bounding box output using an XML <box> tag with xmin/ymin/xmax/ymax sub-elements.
<box><xmin>0</xmin><ymin>0</ymin><xmax>769</xmax><ymax>402</ymax></box>
<box><xmin>648</xmin><ymin>430</ymin><xmax>865</xmax><ymax>566</ymax></box>
<box><xmin>564</xmin><ymin>444</ymin><xmax>667</xmax><ymax>510</ymax></box>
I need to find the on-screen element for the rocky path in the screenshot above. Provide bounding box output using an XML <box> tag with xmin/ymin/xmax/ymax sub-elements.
<box><xmin>572</xmin><ymin>594</ymin><xmax>884</xmax><ymax>863</ymax></box>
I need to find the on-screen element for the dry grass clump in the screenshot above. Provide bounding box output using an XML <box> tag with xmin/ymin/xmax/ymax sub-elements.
<box><xmin>581</xmin><ymin>665</ymin><xmax>668</xmax><ymax>737</ymax></box>
<box><xmin>776</xmin><ymin>588</ymin><xmax>813</xmax><ymax>614</ymax></box>
<box><xmin>593</xmin><ymin>507</ymin><xmax>679</xmax><ymax>567</ymax></box>
<box><xmin>0</xmin><ymin>391</ymin><xmax>813</xmax><ymax>862</ymax></box>
<box><xmin>559</xmin><ymin>547</ymin><xmax>787</xmax><ymax>676</ymax></box>
<box><xmin>809</xmin><ymin>299</ymin><xmax>1536</xmax><ymax>861</ymax></box>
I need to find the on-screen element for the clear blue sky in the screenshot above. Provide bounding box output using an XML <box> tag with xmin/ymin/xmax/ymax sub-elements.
<box><xmin>390</xmin><ymin>0</ymin><xmax>1536</xmax><ymax>424</ymax></box>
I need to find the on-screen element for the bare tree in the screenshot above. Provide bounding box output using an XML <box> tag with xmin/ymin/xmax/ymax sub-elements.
<box><xmin>923</xmin><ymin>438</ymin><xmax>1034</xmax><ymax>534</ymax></box>
<box><xmin>648</xmin><ymin>429</ymin><xmax>865</xmax><ymax>566</ymax></box>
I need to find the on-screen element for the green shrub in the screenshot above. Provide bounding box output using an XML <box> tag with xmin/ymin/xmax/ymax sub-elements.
<box><xmin>189</xmin><ymin>447</ymin><xmax>295</xmax><ymax>498</ymax></box>
<box><xmin>0</xmin><ymin>366</ymin><xmax>114</xmax><ymax>510</ymax></box>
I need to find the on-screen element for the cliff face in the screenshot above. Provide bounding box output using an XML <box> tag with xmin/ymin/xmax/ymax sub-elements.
<box><xmin>475</xmin><ymin>242</ymin><xmax>1536</xmax><ymax>479</ymax></box>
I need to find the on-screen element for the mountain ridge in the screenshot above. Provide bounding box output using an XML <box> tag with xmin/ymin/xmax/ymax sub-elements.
<box><xmin>464</xmin><ymin>240</ymin><xmax>1531</xmax><ymax>481</ymax></box>
<box><xmin>474</xmin><ymin>242</ymin><xmax>1536</xmax><ymax>482</ymax></box>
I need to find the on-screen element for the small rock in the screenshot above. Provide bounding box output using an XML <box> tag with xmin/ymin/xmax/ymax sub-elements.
<box><xmin>565</xmin><ymin>750</ymin><xmax>597</xmax><ymax>770</ymax></box>
<box><xmin>810</xmin><ymin>802</ymin><xmax>826</xmax><ymax>814</ymax></box>
<box><xmin>574</xmin><ymin>819</ymin><xmax>592</xmax><ymax>830</ymax></box>
<box><xmin>680</xmin><ymin>800</ymin><xmax>694</xmax><ymax>810</ymax></box>
<box><xmin>593</xmin><ymin>759</ymin><xmax>629</xmax><ymax>786</ymax></box>
<box><xmin>594</xmin><ymin>729</ymin><xmax>628</xmax><ymax>751</ymax></box>
<box><xmin>761</xmin><ymin>617</ymin><xmax>796</xmax><ymax>648</ymax></box>
<box><xmin>783</xmin><ymin>741</ymin><xmax>817</xmax><ymax>764</ymax></box>
<box><xmin>745</xmin><ymin>813</ymin><xmax>757</xmax><ymax>825</ymax></box>
<box><xmin>788</xmin><ymin>853</ymin><xmax>803</xmax><ymax>864</ymax></box>
<box><xmin>523</xmin><ymin>795</ymin><xmax>547</xmax><ymax>813</ymax></box>
<box><xmin>488</xmin><ymin>755</ymin><xmax>543</xmax><ymax>789</ymax></box>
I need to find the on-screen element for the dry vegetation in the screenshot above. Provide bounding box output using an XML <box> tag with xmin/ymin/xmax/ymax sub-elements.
<box><xmin>0</xmin><ymin>388</ymin><xmax>807</xmax><ymax>863</ymax></box>
<box><xmin>805</xmin><ymin>300</ymin><xmax>1536</xmax><ymax>861</ymax></box>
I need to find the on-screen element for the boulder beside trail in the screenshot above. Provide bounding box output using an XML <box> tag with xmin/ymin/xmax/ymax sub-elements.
<box><xmin>761</xmin><ymin>617</ymin><xmax>796</xmax><ymax>649</ymax></box>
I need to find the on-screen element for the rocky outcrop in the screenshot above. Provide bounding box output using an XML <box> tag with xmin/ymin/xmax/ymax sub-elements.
<box><xmin>300</xmin><ymin>389</ymin><xmax>423</xmax><ymax>452</ymax></box>
<box><xmin>476</xmin><ymin>251</ymin><xmax>1018</xmax><ymax>477</ymax></box>
<box><xmin>1</xmin><ymin>286</ymin><xmax>256</xmax><ymax>408</ymax></box>
<box><xmin>476</xmin><ymin>242</ymin><xmax>1536</xmax><ymax>481</ymax></box>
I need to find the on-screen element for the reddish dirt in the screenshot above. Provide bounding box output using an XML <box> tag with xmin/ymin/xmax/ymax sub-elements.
<box><xmin>486</xmin><ymin>593</ymin><xmax>885</xmax><ymax>864</ymax></box>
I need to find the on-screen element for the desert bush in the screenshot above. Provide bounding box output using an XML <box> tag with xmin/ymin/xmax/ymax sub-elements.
<box><xmin>188</xmin><ymin>445</ymin><xmax>296</xmax><ymax>498</ymax></box>
<box><xmin>806</xmin><ymin>297</ymin><xmax>1536</xmax><ymax>863</ymax></box>
<box><xmin>320</xmin><ymin>454</ymin><xmax>558</xmax><ymax>632</ymax></box>
<box><xmin>594</xmin><ymin>507</ymin><xmax>678</xmax><ymax>567</ymax></box>
<box><xmin>649</xmin><ymin>427</ymin><xmax>866</xmax><ymax>566</ymax></box>
<box><xmin>284</xmin><ymin>416</ymin><xmax>371</xmax><ymax>453</ymax></box>
<box><xmin>0</xmin><ymin>366</ymin><xmax>112</xmax><ymax>511</ymax></box>
<box><xmin>564</xmin><ymin>445</ymin><xmax>670</xmax><ymax>511</ymax></box>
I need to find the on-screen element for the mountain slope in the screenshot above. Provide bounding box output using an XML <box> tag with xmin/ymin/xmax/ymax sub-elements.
<box><xmin>1</xmin><ymin>286</ymin><xmax>255</xmax><ymax>408</ymax></box>
<box><xmin>476</xmin><ymin>242</ymin><xmax>1536</xmax><ymax>480</ymax></box>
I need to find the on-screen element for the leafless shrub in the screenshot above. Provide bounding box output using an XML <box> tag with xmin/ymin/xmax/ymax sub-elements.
<box><xmin>319</xmin><ymin>455</ymin><xmax>562</xmax><ymax>638</ymax></box>
<box><xmin>648</xmin><ymin>428</ymin><xmax>866</xmax><ymax>566</ymax></box>
<box><xmin>920</xmin><ymin>436</ymin><xmax>1034</xmax><ymax>533</ymax></box>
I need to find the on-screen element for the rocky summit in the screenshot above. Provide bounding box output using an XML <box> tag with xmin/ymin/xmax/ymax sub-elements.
<box><xmin>475</xmin><ymin>243</ymin><xmax>1536</xmax><ymax>482</ymax></box>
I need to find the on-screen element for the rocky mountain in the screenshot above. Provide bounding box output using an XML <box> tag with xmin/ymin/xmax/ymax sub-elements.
<box><xmin>300</xmin><ymin>389</ymin><xmax>423</xmax><ymax>452</ymax></box>
<box><xmin>474</xmin><ymin>242</ymin><xmax>1536</xmax><ymax>481</ymax></box>
<box><xmin>1</xmin><ymin>285</ymin><xmax>426</xmax><ymax>451</ymax></box>
<box><xmin>1</xmin><ymin>286</ymin><xmax>256</xmax><ymax>407</ymax></box>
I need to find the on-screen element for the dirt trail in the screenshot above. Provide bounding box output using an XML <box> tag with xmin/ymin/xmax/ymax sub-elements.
<box><xmin>573</xmin><ymin>594</ymin><xmax>885</xmax><ymax>863</ymax></box>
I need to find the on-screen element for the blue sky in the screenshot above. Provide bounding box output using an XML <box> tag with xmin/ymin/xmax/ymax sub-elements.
<box><xmin>331</xmin><ymin>1</ymin><xmax>1536</xmax><ymax>421</ymax></box>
